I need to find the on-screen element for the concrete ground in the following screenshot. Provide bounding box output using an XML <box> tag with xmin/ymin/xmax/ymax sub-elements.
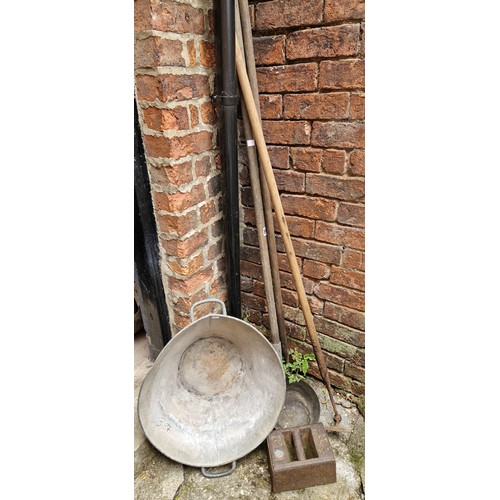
<box><xmin>134</xmin><ymin>332</ymin><xmax>365</xmax><ymax>499</ymax></box>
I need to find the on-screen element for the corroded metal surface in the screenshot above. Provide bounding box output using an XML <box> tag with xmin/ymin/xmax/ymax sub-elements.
<box><xmin>276</xmin><ymin>381</ymin><xmax>321</xmax><ymax>429</ymax></box>
<box><xmin>267</xmin><ymin>423</ymin><xmax>336</xmax><ymax>493</ymax></box>
<box><xmin>138</xmin><ymin>309</ymin><xmax>286</xmax><ymax>469</ymax></box>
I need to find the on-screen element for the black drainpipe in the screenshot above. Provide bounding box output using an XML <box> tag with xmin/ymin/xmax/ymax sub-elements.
<box><xmin>214</xmin><ymin>0</ymin><xmax>241</xmax><ymax>318</ymax></box>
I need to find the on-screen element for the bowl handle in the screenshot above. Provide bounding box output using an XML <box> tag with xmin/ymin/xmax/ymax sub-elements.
<box><xmin>190</xmin><ymin>298</ymin><xmax>227</xmax><ymax>322</ymax></box>
<box><xmin>201</xmin><ymin>461</ymin><xmax>236</xmax><ymax>478</ymax></box>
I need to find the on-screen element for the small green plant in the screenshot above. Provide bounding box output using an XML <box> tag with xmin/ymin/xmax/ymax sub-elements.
<box><xmin>282</xmin><ymin>349</ymin><xmax>315</xmax><ymax>384</ymax></box>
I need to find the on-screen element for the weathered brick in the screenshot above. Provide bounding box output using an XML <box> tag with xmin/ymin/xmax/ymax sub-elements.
<box><xmin>149</xmin><ymin>160</ymin><xmax>193</xmax><ymax>186</ymax></box>
<box><xmin>303</xmin><ymin>259</ymin><xmax>331</xmax><ymax>280</ymax></box>
<box><xmin>209</xmin><ymin>273</ymin><xmax>226</xmax><ymax>296</ymax></box>
<box><xmin>253</xmin><ymin>35</ymin><xmax>285</xmax><ymax>65</ymax></box>
<box><xmin>240</xmin><ymin>275</ymin><xmax>254</xmax><ymax>293</ymax></box>
<box><xmin>207</xmin><ymin>238</ymin><xmax>223</xmax><ymax>261</ymax></box>
<box><xmin>241</xmin><ymin>244</ymin><xmax>260</xmax><ymax>264</ymax></box>
<box><xmin>286</xmin><ymin>25</ymin><xmax>360</xmax><ymax>60</ymax></box>
<box><xmin>135</xmin><ymin>0</ymin><xmax>152</xmax><ymax>32</ymax></box>
<box><xmin>350</xmin><ymin>93</ymin><xmax>365</xmax><ymax>120</ymax></box>
<box><xmin>169</xmin><ymin>267</ymin><xmax>213</xmax><ymax>295</ymax></box>
<box><xmin>322</xmin><ymin>149</ymin><xmax>346</xmax><ymax>175</ymax></box>
<box><xmin>210</xmin><ymin>218</ymin><xmax>223</xmax><ymax>238</ymax></box>
<box><xmin>143</xmin><ymin>131</ymin><xmax>213</xmax><ymax>160</ymax></box>
<box><xmin>242</xmin><ymin>291</ymin><xmax>267</xmax><ymax>312</ymax></box>
<box><xmin>283</xmin><ymin>93</ymin><xmax>349</xmax><ymax>120</ymax></box>
<box><xmin>281</xmin><ymin>194</ymin><xmax>337</xmax><ymax>221</ymax></box>
<box><xmin>162</xmin><ymin>227</ymin><xmax>209</xmax><ymax>259</ymax></box>
<box><xmin>279</xmin><ymin>270</ymin><xmax>315</xmax><ymax>294</ymax></box>
<box><xmin>327</xmin><ymin>369</ymin><xmax>364</xmax><ymax>396</ymax></box>
<box><xmin>344</xmin><ymin>361</ymin><xmax>365</xmax><ymax>383</ymax></box>
<box><xmin>281</xmin><ymin>288</ymin><xmax>299</xmax><ymax>308</ymax></box>
<box><xmin>324</xmin><ymin>0</ymin><xmax>365</xmax><ymax>21</ymax></box>
<box><xmin>337</xmin><ymin>202</ymin><xmax>364</xmax><ymax>227</ymax></box>
<box><xmin>319</xmin><ymin>59</ymin><xmax>365</xmax><ymax>90</ymax></box>
<box><xmin>241</xmin><ymin>259</ymin><xmax>264</xmax><ymax>280</ymax></box>
<box><xmin>290</xmin><ymin>238</ymin><xmax>342</xmax><ymax>265</ymax></box>
<box><xmin>153</xmin><ymin>183</ymin><xmax>205</xmax><ymax>213</ymax></box>
<box><xmin>283</xmin><ymin>304</ymin><xmax>306</xmax><ymax>326</ymax></box>
<box><xmin>242</xmin><ymin>206</ymin><xmax>256</xmax><ymax>227</ymax></box>
<box><xmin>343</xmin><ymin>249</ymin><xmax>365</xmax><ymax>271</ymax></box>
<box><xmin>136</xmin><ymin>73</ymin><xmax>210</xmax><ymax>103</ymax></box>
<box><xmin>157</xmin><ymin>209</ymin><xmax>199</xmax><ymax>237</ymax></box>
<box><xmin>318</xmin><ymin>332</ymin><xmax>358</xmax><ymax>360</ymax></box>
<box><xmin>134</xmin><ymin>37</ymin><xmax>184</xmax><ymax>68</ymax></box>
<box><xmin>189</xmin><ymin>104</ymin><xmax>200</xmax><ymax>127</ymax></box>
<box><xmin>262</xmin><ymin>120</ymin><xmax>311</xmax><ymax>145</ymax></box>
<box><xmin>243</xmin><ymin>307</ymin><xmax>262</xmax><ymax>325</ymax></box>
<box><xmin>200</xmin><ymin>40</ymin><xmax>215</xmax><ymax>67</ymax></box>
<box><xmin>200</xmin><ymin>199</ymin><xmax>217</xmax><ymax>223</ymax></box>
<box><xmin>151</xmin><ymin>1</ymin><xmax>205</xmax><ymax>34</ymax></box>
<box><xmin>315</xmin><ymin>221</ymin><xmax>364</xmax><ymax>250</ymax></box>
<box><xmin>201</xmin><ymin>101</ymin><xmax>216</xmax><ymax>124</ymax></box>
<box><xmin>285</xmin><ymin>322</ymin><xmax>306</xmax><ymax>342</ymax></box>
<box><xmin>172</xmin><ymin>311</ymin><xmax>191</xmax><ymax>329</ymax></box>
<box><xmin>255</xmin><ymin>0</ymin><xmax>323</xmax><ymax>30</ymax></box>
<box><xmin>360</xmin><ymin>21</ymin><xmax>365</xmax><ymax>58</ymax></box>
<box><xmin>314</xmin><ymin>316</ymin><xmax>364</xmax><ymax>348</ymax></box>
<box><xmin>324</xmin><ymin>302</ymin><xmax>365</xmax><ymax>331</ymax></box>
<box><xmin>348</xmin><ymin>150</ymin><xmax>365</xmax><ymax>176</ymax></box>
<box><xmin>306</xmin><ymin>174</ymin><xmax>364</xmax><ymax>201</ymax></box>
<box><xmin>276</xmin><ymin>252</ymin><xmax>302</xmax><ymax>272</ymax></box>
<box><xmin>174</xmin><ymin>288</ymin><xmax>206</xmax><ymax>315</ymax></box>
<box><xmin>135</xmin><ymin>74</ymin><xmax>158</xmax><ymax>102</ymax></box>
<box><xmin>257</xmin><ymin>63</ymin><xmax>317</xmax><ymax>93</ymax></box>
<box><xmin>314</xmin><ymin>282</ymin><xmax>364</xmax><ymax>311</ymax></box>
<box><xmin>168</xmin><ymin>253</ymin><xmax>205</xmax><ymax>276</ymax></box>
<box><xmin>241</xmin><ymin>186</ymin><xmax>254</xmax><ymax>209</ymax></box>
<box><xmin>311</xmin><ymin>121</ymin><xmax>365</xmax><ymax>149</ymax></box>
<box><xmin>273</xmin><ymin>169</ymin><xmax>305</xmax><ymax>193</ymax></box>
<box><xmin>207</xmin><ymin>174</ymin><xmax>221</xmax><ymax>197</ymax></box>
<box><xmin>290</xmin><ymin>147</ymin><xmax>322</xmax><ymax>172</ymax></box>
<box><xmin>275</xmin><ymin>214</ymin><xmax>315</xmax><ymax>238</ymax></box>
<box><xmin>268</xmin><ymin>146</ymin><xmax>289</xmax><ymax>169</ymax></box>
<box><xmin>259</xmin><ymin>94</ymin><xmax>282</xmax><ymax>119</ymax></box>
<box><xmin>329</xmin><ymin>265</ymin><xmax>364</xmax><ymax>291</ymax></box>
<box><xmin>142</xmin><ymin>106</ymin><xmax>189</xmax><ymax>131</ymax></box>
<box><xmin>309</xmin><ymin>294</ymin><xmax>324</xmax><ymax>315</ymax></box>
<box><xmin>194</xmin><ymin>155</ymin><xmax>211</xmax><ymax>177</ymax></box>
<box><xmin>186</xmin><ymin>39</ymin><xmax>197</xmax><ymax>67</ymax></box>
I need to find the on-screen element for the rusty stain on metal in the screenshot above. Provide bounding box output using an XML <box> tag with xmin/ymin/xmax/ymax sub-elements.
<box><xmin>266</xmin><ymin>423</ymin><xmax>336</xmax><ymax>493</ymax></box>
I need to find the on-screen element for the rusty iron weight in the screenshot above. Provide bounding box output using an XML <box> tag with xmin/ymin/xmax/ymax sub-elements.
<box><xmin>235</xmin><ymin>37</ymin><xmax>342</xmax><ymax>425</ymax></box>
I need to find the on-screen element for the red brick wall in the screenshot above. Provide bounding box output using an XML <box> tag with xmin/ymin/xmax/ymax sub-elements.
<box><xmin>240</xmin><ymin>0</ymin><xmax>365</xmax><ymax>397</ymax></box>
<box><xmin>134</xmin><ymin>0</ymin><xmax>226</xmax><ymax>334</ymax></box>
<box><xmin>134</xmin><ymin>0</ymin><xmax>365</xmax><ymax>398</ymax></box>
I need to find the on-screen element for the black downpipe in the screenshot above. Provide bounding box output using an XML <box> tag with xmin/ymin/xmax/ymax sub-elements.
<box><xmin>214</xmin><ymin>0</ymin><xmax>241</xmax><ymax>317</ymax></box>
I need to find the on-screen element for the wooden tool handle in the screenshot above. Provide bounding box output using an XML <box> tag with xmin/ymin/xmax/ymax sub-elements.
<box><xmin>235</xmin><ymin>38</ymin><xmax>341</xmax><ymax>424</ymax></box>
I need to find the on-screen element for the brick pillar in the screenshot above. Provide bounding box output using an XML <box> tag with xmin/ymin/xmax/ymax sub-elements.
<box><xmin>134</xmin><ymin>0</ymin><xmax>227</xmax><ymax>334</ymax></box>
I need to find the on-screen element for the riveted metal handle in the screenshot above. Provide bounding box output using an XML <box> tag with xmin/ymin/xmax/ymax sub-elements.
<box><xmin>201</xmin><ymin>461</ymin><xmax>236</xmax><ymax>478</ymax></box>
<box><xmin>190</xmin><ymin>298</ymin><xmax>227</xmax><ymax>322</ymax></box>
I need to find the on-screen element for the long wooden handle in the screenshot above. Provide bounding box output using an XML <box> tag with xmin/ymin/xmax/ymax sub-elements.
<box><xmin>235</xmin><ymin>38</ymin><xmax>341</xmax><ymax>423</ymax></box>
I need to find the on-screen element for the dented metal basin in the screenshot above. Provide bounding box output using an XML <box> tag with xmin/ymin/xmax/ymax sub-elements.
<box><xmin>138</xmin><ymin>299</ymin><xmax>286</xmax><ymax>468</ymax></box>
